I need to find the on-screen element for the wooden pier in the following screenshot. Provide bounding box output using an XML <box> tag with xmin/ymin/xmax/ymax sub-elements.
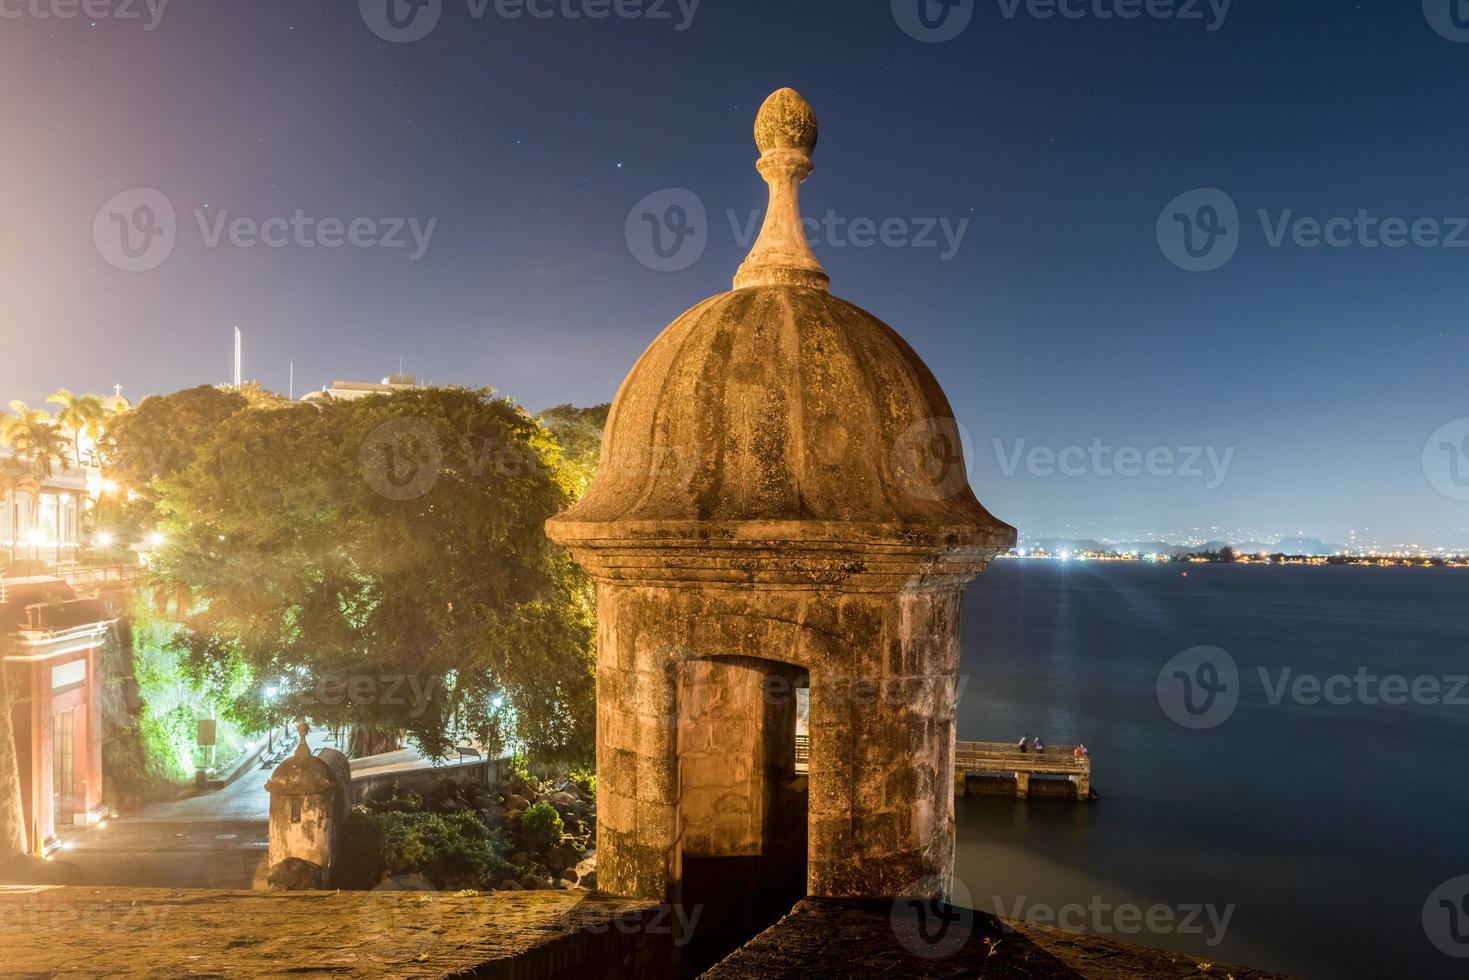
<box><xmin>954</xmin><ymin>741</ymin><xmax>1092</xmax><ymax>801</ymax></box>
<box><xmin>793</xmin><ymin>736</ymin><xmax>1092</xmax><ymax>801</ymax></box>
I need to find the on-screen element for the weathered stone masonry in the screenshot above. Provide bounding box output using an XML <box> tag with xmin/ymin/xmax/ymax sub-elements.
<box><xmin>547</xmin><ymin>88</ymin><xmax>1015</xmax><ymax>906</ymax></box>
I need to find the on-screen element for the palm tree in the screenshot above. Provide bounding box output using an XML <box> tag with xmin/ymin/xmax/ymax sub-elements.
<box><xmin>1</xmin><ymin>402</ymin><xmax>68</xmax><ymax>480</ymax></box>
<box><xmin>48</xmin><ymin>389</ymin><xmax>106</xmax><ymax>467</ymax></box>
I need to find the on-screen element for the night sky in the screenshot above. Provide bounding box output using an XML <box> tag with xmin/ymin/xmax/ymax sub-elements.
<box><xmin>5</xmin><ymin>0</ymin><xmax>1468</xmax><ymax>548</ymax></box>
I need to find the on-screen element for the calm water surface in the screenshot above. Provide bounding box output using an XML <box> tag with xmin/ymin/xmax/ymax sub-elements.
<box><xmin>954</xmin><ymin>560</ymin><xmax>1469</xmax><ymax>979</ymax></box>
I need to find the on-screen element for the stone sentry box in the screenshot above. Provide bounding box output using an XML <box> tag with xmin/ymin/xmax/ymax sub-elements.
<box><xmin>547</xmin><ymin>89</ymin><xmax>1014</xmax><ymax>905</ymax></box>
<box><xmin>264</xmin><ymin>724</ymin><xmax>350</xmax><ymax>889</ymax></box>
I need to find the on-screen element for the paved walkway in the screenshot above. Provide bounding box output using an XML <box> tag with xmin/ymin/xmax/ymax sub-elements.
<box><xmin>54</xmin><ymin>731</ymin><xmax>336</xmax><ymax>889</ymax></box>
<box><xmin>47</xmin><ymin>732</ymin><xmax>486</xmax><ymax>890</ymax></box>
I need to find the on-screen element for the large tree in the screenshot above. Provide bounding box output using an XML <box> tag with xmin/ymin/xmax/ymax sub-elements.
<box><xmin>536</xmin><ymin>403</ymin><xmax>610</xmax><ymax>497</ymax></box>
<box><xmin>94</xmin><ymin>385</ymin><xmax>250</xmax><ymax>540</ymax></box>
<box><xmin>154</xmin><ymin>388</ymin><xmax>595</xmax><ymax>762</ymax></box>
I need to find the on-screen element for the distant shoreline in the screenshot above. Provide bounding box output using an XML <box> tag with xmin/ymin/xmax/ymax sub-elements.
<box><xmin>1002</xmin><ymin>552</ymin><xmax>1469</xmax><ymax>568</ymax></box>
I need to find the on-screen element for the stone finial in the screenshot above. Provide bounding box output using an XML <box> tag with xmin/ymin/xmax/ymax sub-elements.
<box><xmin>754</xmin><ymin>87</ymin><xmax>819</xmax><ymax>154</ymax></box>
<box><xmin>293</xmin><ymin>720</ymin><xmax>310</xmax><ymax>756</ymax></box>
<box><xmin>734</xmin><ymin>88</ymin><xmax>830</xmax><ymax>292</ymax></box>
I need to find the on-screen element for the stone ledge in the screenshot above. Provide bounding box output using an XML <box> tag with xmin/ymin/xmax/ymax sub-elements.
<box><xmin>700</xmin><ymin>898</ymin><xmax>1290</xmax><ymax>979</ymax></box>
<box><xmin>0</xmin><ymin>885</ymin><xmax>669</xmax><ymax>979</ymax></box>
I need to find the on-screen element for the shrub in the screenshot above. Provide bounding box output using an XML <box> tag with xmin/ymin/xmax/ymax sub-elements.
<box><xmin>339</xmin><ymin>807</ymin><xmax>511</xmax><ymax>891</ymax></box>
<box><xmin>519</xmin><ymin>801</ymin><xmax>564</xmax><ymax>847</ymax></box>
<box><xmin>569</xmin><ymin>764</ymin><xmax>596</xmax><ymax>797</ymax></box>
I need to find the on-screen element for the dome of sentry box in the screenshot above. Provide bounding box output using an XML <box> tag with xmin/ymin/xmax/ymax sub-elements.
<box><xmin>547</xmin><ymin>88</ymin><xmax>1014</xmax><ymax>582</ymax></box>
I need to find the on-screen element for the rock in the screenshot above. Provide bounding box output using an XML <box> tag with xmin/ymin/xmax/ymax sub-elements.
<box><xmin>557</xmin><ymin>867</ymin><xmax>579</xmax><ymax>884</ymax></box>
<box><xmin>267</xmin><ymin>858</ymin><xmax>324</xmax><ymax>891</ymax></box>
<box><xmin>579</xmin><ymin>870</ymin><xmax>597</xmax><ymax>891</ymax></box>
<box><xmin>509</xmin><ymin>851</ymin><xmax>531</xmax><ymax>865</ymax></box>
<box><xmin>506</xmin><ymin>794</ymin><xmax>530</xmax><ymax>812</ymax></box>
<box><xmin>499</xmin><ymin>879</ymin><xmax>524</xmax><ymax>891</ymax></box>
<box><xmin>549</xmin><ymin>791</ymin><xmax>577</xmax><ymax>807</ymax></box>
<box><xmin>544</xmin><ymin>845</ymin><xmax>580</xmax><ymax>872</ymax></box>
<box><xmin>373</xmin><ymin>873</ymin><xmax>436</xmax><ymax>892</ymax></box>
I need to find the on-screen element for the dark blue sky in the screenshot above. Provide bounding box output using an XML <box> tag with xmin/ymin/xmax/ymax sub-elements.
<box><xmin>4</xmin><ymin>0</ymin><xmax>1468</xmax><ymax>547</ymax></box>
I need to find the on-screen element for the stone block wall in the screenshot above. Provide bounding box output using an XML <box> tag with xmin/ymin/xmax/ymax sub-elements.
<box><xmin>593</xmin><ymin>581</ymin><xmax>967</xmax><ymax>903</ymax></box>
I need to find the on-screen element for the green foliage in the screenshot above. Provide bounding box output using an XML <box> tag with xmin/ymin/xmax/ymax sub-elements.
<box><xmin>1</xmin><ymin>401</ymin><xmax>69</xmax><ymax>480</ymax></box>
<box><xmin>339</xmin><ymin>807</ymin><xmax>511</xmax><ymax>890</ymax></box>
<box><xmin>518</xmin><ymin>800</ymin><xmax>564</xmax><ymax>847</ymax></box>
<box><xmin>154</xmin><ymin>388</ymin><xmax>596</xmax><ymax>762</ymax></box>
<box><xmin>94</xmin><ymin>385</ymin><xmax>250</xmax><ymax>538</ymax></box>
<box><xmin>535</xmin><ymin>403</ymin><xmax>609</xmax><ymax>498</ymax></box>
<box><xmin>101</xmin><ymin>599</ymin><xmax>255</xmax><ymax>806</ymax></box>
<box><xmin>569</xmin><ymin>764</ymin><xmax>596</xmax><ymax>797</ymax></box>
